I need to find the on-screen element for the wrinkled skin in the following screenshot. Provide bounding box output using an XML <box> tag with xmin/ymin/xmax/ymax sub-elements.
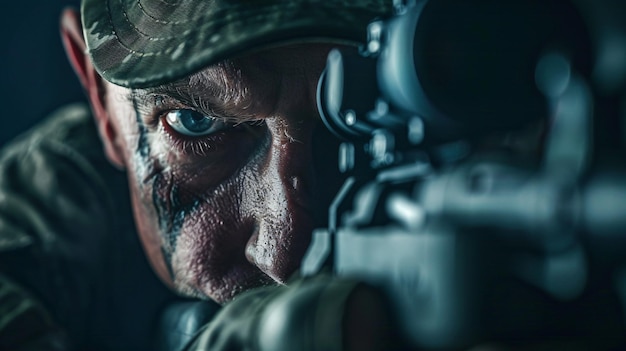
<box><xmin>98</xmin><ymin>45</ymin><xmax>333</xmax><ymax>303</ymax></box>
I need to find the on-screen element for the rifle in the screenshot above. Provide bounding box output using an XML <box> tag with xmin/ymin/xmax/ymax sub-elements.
<box><xmin>302</xmin><ymin>0</ymin><xmax>626</xmax><ymax>349</ymax></box>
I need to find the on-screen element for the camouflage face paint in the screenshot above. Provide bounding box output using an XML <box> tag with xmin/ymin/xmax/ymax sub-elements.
<box><xmin>132</xmin><ymin>97</ymin><xmax>202</xmax><ymax>279</ymax></box>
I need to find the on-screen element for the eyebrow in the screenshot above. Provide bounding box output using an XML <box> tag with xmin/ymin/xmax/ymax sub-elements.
<box><xmin>155</xmin><ymin>59</ymin><xmax>246</xmax><ymax>99</ymax></box>
<box><xmin>141</xmin><ymin>81</ymin><xmax>187</xmax><ymax>97</ymax></box>
<box><xmin>127</xmin><ymin>80</ymin><xmax>215</xmax><ymax>119</ymax></box>
<box><xmin>135</xmin><ymin>60</ymin><xmax>255</xmax><ymax>116</ymax></box>
<box><xmin>142</xmin><ymin>81</ymin><xmax>208</xmax><ymax>110</ymax></box>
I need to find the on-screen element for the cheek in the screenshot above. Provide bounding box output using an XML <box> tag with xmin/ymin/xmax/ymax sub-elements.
<box><xmin>145</xmin><ymin>162</ymin><xmax>276</xmax><ymax>303</ymax></box>
<box><xmin>170</xmin><ymin>181</ymin><xmax>268</xmax><ymax>302</ymax></box>
<box><xmin>127</xmin><ymin>177</ymin><xmax>176</xmax><ymax>288</ymax></box>
<box><xmin>126</xmin><ymin>125</ymin><xmax>270</xmax><ymax>300</ymax></box>
<box><xmin>102</xmin><ymin>87</ymin><xmax>184</xmax><ymax>287</ymax></box>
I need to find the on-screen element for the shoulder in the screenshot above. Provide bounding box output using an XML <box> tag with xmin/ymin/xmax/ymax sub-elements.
<box><xmin>0</xmin><ymin>103</ymin><xmax>123</xmax><ymax>252</ymax></box>
<box><xmin>1</xmin><ymin>103</ymin><xmax>113</xmax><ymax>190</ymax></box>
<box><xmin>0</xmin><ymin>102</ymin><xmax>130</xmax><ymax>287</ymax></box>
<box><xmin>0</xmin><ymin>104</ymin><xmax>178</xmax><ymax>350</ymax></box>
<box><xmin>0</xmin><ymin>104</ymin><xmax>128</xmax><ymax>347</ymax></box>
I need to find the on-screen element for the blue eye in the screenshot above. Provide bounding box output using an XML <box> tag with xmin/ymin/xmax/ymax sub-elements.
<box><xmin>164</xmin><ymin>110</ymin><xmax>228</xmax><ymax>136</ymax></box>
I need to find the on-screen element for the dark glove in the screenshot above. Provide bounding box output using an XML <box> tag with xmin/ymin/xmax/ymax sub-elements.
<box><xmin>155</xmin><ymin>299</ymin><xmax>221</xmax><ymax>351</ymax></box>
<box><xmin>183</xmin><ymin>275</ymin><xmax>398</xmax><ymax>351</ymax></box>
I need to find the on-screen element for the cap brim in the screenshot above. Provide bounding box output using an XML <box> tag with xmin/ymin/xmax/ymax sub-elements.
<box><xmin>82</xmin><ymin>0</ymin><xmax>393</xmax><ymax>88</ymax></box>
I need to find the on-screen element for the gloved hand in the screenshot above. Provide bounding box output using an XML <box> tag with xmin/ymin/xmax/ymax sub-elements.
<box><xmin>154</xmin><ymin>298</ymin><xmax>221</xmax><ymax>351</ymax></box>
<box><xmin>180</xmin><ymin>275</ymin><xmax>399</xmax><ymax>351</ymax></box>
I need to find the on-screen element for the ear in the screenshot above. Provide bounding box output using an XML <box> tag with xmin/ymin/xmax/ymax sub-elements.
<box><xmin>60</xmin><ymin>8</ymin><xmax>126</xmax><ymax>169</ymax></box>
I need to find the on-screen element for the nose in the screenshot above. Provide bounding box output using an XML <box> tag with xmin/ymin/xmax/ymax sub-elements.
<box><xmin>242</xmin><ymin>116</ymin><xmax>318</xmax><ymax>283</ymax></box>
<box><xmin>236</xmin><ymin>47</ymin><xmax>342</xmax><ymax>283</ymax></box>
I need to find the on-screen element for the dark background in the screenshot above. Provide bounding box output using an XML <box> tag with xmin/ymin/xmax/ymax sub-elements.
<box><xmin>0</xmin><ymin>1</ymin><xmax>83</xmax><ymax>145</ymax></box>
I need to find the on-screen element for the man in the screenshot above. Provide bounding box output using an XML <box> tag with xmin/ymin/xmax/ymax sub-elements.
<box><xmin>0</xmin><ymin>0</ymin><xmax>394</xmax><ymax>350</ymax></box>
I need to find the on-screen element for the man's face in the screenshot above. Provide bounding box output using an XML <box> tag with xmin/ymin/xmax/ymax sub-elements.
<box><xmin>102</xmin><ymin>45</ymin><xmax>333</xmax><ymax>303</ymax></box>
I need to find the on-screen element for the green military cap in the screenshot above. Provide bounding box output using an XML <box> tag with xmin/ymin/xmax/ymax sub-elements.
<box><xmin>81</xmin><ymin>0</ymin><xmax>394</xmax><ymax>89</ymax></box>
